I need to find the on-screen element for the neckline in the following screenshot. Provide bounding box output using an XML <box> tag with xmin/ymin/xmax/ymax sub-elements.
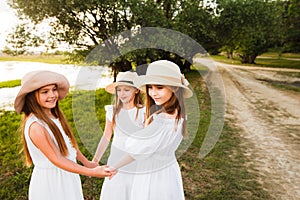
<box><xmin>121</xmin><ymin>106</ymin><xmax>137</xmax><ymax>111</ymax></box>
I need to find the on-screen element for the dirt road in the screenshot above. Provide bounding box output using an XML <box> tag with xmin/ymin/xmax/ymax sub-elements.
<box><xmin>213</xmin><ymin>61</ymin><xmax>300</xmax><ymax>200</ymax></box>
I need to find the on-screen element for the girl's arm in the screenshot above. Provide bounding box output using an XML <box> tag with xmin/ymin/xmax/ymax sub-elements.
<box><xmin>76</xmin><ymin>149</ymin><xmax>98</xmax><ymax>168</ymax></box>
<box><xmin>106</xmin><ymin>154</ymin><xmax>135</xmax><ymax>179</ymax></box>
<box><xmin>92</xmin><ymin>118</ymin><xmax>113</xmax><ymax>163</ymax></box>
<box><xmin>29</xmin><ymin>122</ymin><xmax>111</xmax><ymax>178</ymax></box>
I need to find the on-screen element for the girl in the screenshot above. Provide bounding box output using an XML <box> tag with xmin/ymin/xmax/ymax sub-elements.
<box><xmin>108</xmin><ymin>60</ymin><xmax>193</xmax><ymax>200</ymax></box>
<box><xmin>14</xmin><ymin>70</ymin><xmax>111</xmax><ymax>200</ymax></box>
<box><xmin>92</xmin><ymin>71</ymin><xmax>145</xmax><ymax>200</ymax></box>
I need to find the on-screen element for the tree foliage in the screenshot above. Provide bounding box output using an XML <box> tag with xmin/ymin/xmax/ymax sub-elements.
<box><xmin>216</xmin><ymin>0</ymin><xmax>279</xmax><ymax>63</ymax></box>
<box><xmin>6</xmin><ymin>0</ymin><xmax>300</xmax><ymax>65</ymax></box>
<box><xmin>3</xmin><ymin>21</ymin><xmax>44</xmax><ymax>56</ymax></box>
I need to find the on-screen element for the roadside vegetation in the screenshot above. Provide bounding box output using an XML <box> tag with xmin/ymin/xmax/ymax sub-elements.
<box><xmin>211</xmin><ymin>53</ymin><xmax>300</xmax><ymax>69</ymax></box>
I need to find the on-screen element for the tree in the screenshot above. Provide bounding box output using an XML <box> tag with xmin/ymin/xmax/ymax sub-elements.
<box><xmin>3</xmin><ymin>21</ymin><xmax>44</xmax><ymax>55</ymax></box>
<box><xmin>216</xmin><ymin>0</ymin><xmax>279</xmax><ymax>64</ymax></box>
<box><xmin>174</xmin><ymin>0</ymin><xmax>220</xmax><ymax>55</ymax></box>
<box><xmin>280</xmin><ymin>0</ymin><xmax>300</xmax><ymax>52</ymax></box>
<box><xmin>7</xmin><ymin>0</ymin><xmax>209</xmax><ymax>72</ymax></box>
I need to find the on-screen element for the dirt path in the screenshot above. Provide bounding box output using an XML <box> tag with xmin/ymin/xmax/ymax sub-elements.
<box><xmin>215</xmin><ymin>61</ymin><xmax>300</xmax><ymax>200</ymax></box>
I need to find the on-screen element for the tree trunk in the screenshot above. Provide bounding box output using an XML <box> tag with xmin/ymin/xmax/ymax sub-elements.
<box><xmin>240</xmin><ymin>54</ymin><xmax>257</xmax><ymax>64</ymax></box>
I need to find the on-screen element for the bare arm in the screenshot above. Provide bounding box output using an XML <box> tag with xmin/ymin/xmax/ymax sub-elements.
<box><xmin>92</xmin><ymin>118</ymin><xmax>113</xmax><ymax>163</ymax></box>
<box><xmin>29</xmin><ymin>122</ymin><xmax>111</xmax><ymax>178</ymax></box>
<box><xmin>76</xmin><ymin>149</ymin><xmax>98</xmax><ymax>168</ymax></box>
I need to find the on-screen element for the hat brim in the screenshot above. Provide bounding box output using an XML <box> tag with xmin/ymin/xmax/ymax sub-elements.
<box><xmin>105</xmin><ymin>82</ymin><xmax>137</xmax><ymax>94</ymax></box>
<box><xmin>14</xmin><ymin>71</ymin><xmax>69</xmax><ymax>113</ymax></box>
<box><xmin>135</xmin><ymin>75</ymin><xmax>193</xmax><ymax>98</ymax></box>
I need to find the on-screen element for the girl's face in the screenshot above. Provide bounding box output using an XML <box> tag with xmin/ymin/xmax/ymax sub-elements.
<box><xmin>116</xmin><ymin>85</ymin><xmax>138</xmax><ymax>104</ymax></box>
<box><xmin>148</xmin><ymin>85</ymin><xmax>173</xmax><ymax>106</ymax></box>
<box><xmin>36</xmin><ymin>84</ymin><xmax>58</xmax><ymax>111</ymax></box>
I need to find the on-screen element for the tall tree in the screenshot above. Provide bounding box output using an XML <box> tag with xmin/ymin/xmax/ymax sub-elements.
<box><xmin>280</xmin><ymin>0</ymin><xmax>300</xmax><ymax>52</ymax></box>
<box><xmin>7</xmin><ymin>0</ymin><xmax>214</xmax><ymax>70</ymax></box>
<box><xmin>216</xmin><ymin>0</ymin><xmax>279</xmax><ymax>64</ymax></box>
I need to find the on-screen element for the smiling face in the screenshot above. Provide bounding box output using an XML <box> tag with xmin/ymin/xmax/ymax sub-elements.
<box><xmin>36</xmin><ymin>84</ymin><xmax>58</xmax><ymax>113</ymax></box>
<box><xmin>116</xmin><ymin>85</ymin><xmax>138</xmax><ymax>104</ymax></box>
<box><xmin>148</xmin><ymin>85</ymin><xmax>173</xmax><ymax>106</ymax></box>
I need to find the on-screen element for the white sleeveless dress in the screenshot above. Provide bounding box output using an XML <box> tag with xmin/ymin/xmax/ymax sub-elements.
<box><xmin>100</xmin><ymin>105</ymin><xmax>145</xmax><ymax>200</ymax></box>
<box><xmin>24</xmin><ymin>114</ymin><xmax>83</xmax><ymax>200</ymax></box>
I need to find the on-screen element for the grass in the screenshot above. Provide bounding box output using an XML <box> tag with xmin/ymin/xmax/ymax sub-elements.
<box><xmin>0</xmin><ymin>54</ymin><xmax>69</xmax><ymax>64</ymax></box>
<box><xmin>260</xmin><ymin>52</ymin><xmax>300</xmax><ymax>59</ymax></box>
<box><xmin>0</xmin><ymin>69</ymin><xmax>272</xmax><ymax>199</ymax></box>
<box><xmin>211</xmin><ymin>53</ymin><xmax>300</xmax><ymax>69</ymax></box>
<box><xmin>0</xmin><ymin>80</ymin><xmax>21</xmax><ymax>89</ymax></box>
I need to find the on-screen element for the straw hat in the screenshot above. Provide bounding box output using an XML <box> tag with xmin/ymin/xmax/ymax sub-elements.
<box><xmin>14</xmin><ymin>70</ymin><xmax>70</xmax><ymax>114</ymax></box>
<box><xmin>134</xmin><ymin>60</ymin><xmax>193</xmax><ymax>98</ymax></box>
<box><xmin>105</xmin><ymin>71</ymin><xmax>139</xmax><ymax>94</ymax></box>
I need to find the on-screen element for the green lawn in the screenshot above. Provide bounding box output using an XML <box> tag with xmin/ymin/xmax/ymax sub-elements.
<box><xmin>0</xmin><ymin>54</ymin><xmax>68</xmax><ymax>64</ymax></box>
<box><xmin>211</xmin><ymin>53</ymin><xmax>300</xmax><ymax>69</ymax></box>
<box><xmin>0</xmin><ymin>80</ymin><xmax>21</xmax><ymax>89</ymax></box>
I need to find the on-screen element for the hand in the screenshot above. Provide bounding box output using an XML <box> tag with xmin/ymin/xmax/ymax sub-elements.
<box><xmin>91</xmin><ymin>165</ymin><xmax>112</xmax><ymax>178</ymax></box>
<box><xmin>104</xmin><ymin>166</ymin><xmax>118</xmax><ymax>180</ymax></box>
<box><xmin>85</xmin><ymin>160</ymin><xmax>99</xmax><ymax>168</ymax></box>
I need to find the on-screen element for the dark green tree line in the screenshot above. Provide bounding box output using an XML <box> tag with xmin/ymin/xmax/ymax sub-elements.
<box><xmin>5</xmin><ymin>0</ymin><xmax>300</xmax><ymax>67</ymax></box>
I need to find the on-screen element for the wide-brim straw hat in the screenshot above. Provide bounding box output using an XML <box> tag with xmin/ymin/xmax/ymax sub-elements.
<box><xmin>14</xmin><ymin>70</ymin><xmax>70</xmax><ymax>114</ymax></box>
<box><xmin>134</xmin><ymin>60</ymin><xmax>193</xmax><ymax>98</ymax></box>
<box><xmin>105</xmin><ymin>71</ymin><xmax>139</xmax><ymax>94</ymax></box>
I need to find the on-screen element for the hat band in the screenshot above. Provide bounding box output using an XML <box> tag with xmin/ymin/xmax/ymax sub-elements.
<box><xmin>147</xmin><ymin>75</ymin><xmax>187</xmax><ymax>86</ymax></box>
<box><xmin>118</xmin><ymin>80</ymin><xmax>133</xmax><ymax>84</ymax></box>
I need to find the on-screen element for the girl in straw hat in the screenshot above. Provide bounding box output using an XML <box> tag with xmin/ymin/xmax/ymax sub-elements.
<box><xmin>14</xmin><ymin>70</ymin><xmax>111</xmax><ymax>200</ymax></box>
<box><xmin>107</xmin><ymin>60</ymin><xmax>193</xmax><ymax>200</ymax></box>
<box><xmin>92</xmin><ymin>71</ymin><xmax>145</xmax><ymax>200</ymax></box>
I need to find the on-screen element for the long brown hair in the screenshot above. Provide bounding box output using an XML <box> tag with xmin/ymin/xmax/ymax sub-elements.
<box><xmin>111</xmin><ymin>86</ymin><xmax>143</xmax><ymax>128</ymax></box>
<box><xmin>21</xmin><ymin>89</ymin><xmax>77</xmax><ymax>166</ymax></box>
<box><xmin>145</xmin><ymin>85</ymin><xmax>187</xmax><ymax>136</ymax></box>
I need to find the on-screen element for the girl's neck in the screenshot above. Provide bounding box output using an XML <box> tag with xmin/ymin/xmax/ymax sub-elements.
<box><xmin>160</xmin><ymin>108</ymin><xmax>178</xmax><ymax>119</ymax></box>
<box><xmin>43</xmin><ymin>108</ymin><xmax>56</xmax><ymax>119</ymax></box>
<box><xmin>122</xmin><ymin>102</ymin><xmax>135</xmax><ymax>110</ymax></box>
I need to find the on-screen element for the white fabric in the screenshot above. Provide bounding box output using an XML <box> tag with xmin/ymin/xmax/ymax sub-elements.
<box><xmin>124</xmin><ymin>113</ymin><xmax>185</xmax><ymax>200</ymax></box>
<box><xmin>100</xmin><ymin>105</ymin><xmax>145</xmax><ymax>200</ymax></box>
<box><xmin>24</xmin><ymin>114</ymin><xmax>83</xmax><ymax>200</ymax></box>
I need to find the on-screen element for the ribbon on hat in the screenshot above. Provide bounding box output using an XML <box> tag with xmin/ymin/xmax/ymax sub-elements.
<box><xmin>181</xmin><ymin>74</ymin><xmax>190</xmax><ymax>87</ymax></box>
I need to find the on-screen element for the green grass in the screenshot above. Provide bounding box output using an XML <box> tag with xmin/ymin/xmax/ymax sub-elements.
<box><xmin>0</xmin><ymin>54</ymin><xmax>69</xmax><ymax>64</ymax></box>
<box><xmin>0</xmin><ymin>80</ymin><xmax>21</xmax><ymax>89</ymax></box>
<box><xmin>260</xmin><ymin>52</ymin><xmax>300</xmax><ymax>59</ymax></box>
<box><xmin>0</xmin><ymin>70</ymin><xmax>272</xmax><ymax>199</ymax></box>
<box><xmin>211</xmin><ymin>53</ymin><xmax>300</xmax><ymax>69</ymax></box>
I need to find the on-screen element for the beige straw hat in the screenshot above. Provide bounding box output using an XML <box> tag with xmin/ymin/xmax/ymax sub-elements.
<box><xmin>105</xmin><ymin>71</ymin><xmax>139</xmax><ymax>94</ymax></box>
<box><xmin>134</xmin><ymin>60</ymin><xmax>193</xmax><ymax>98</ymax></box>
<box><xmin>14</xmin><ymin>70</ymin><xmax>70</xmax><ymax>113</ymax></box>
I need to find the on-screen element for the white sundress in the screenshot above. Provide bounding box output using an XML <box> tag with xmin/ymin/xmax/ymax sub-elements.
<box><xmin>24</xmin><ymin>114</ymin><xmax>83</xmax><ymax>200</ymax></box>
<box><xmin>100</xmin><ymin>105</ymin><xmax>145</xmax><ymax>200</ymax></box>
<box><xmin>124</xmin><ymin>113</ymin><xmax>185</xmax><ymax>200</ymax></box>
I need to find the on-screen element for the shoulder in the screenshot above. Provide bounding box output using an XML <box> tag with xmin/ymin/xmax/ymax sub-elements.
<box><xmin>28</xmin><ymin>121</ymin><xmax>49</xmax><ymax>141</ymax></box>
<box><xmin>104</xmin><ymin>105</ymin><xmax>113</xmax><ymax>112</ymax></box>
<box><xmin>25</xmin><ymin>114</ymin><xmax>44</xmax><ymax>128</ymax></box>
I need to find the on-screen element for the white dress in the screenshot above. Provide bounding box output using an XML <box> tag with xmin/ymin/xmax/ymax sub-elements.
<box><xmin>24</xmin><ymin>114</ymin><xmax>83</xmax><ymax>200</ymax></box>
<box><xmin>100</xmin><ymin>105</ymin><xmax>145</xmax><ymax>200</ymax></box>
<box><xmin>124</xmin><ymin>113</ymin><xmax>185</xmax><ymax>200</ymax></box>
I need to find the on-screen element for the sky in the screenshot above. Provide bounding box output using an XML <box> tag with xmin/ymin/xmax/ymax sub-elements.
<box><xmin>0</xmin><ymin>0</ymin><xmax>19</xmax><ymax>50</ymax></box>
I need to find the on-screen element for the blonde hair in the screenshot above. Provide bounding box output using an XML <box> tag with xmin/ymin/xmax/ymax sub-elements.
<box><xmin>111</xmin><ymin>86</ymin><xmax>143</xmax><ymax>128</ymax></box>
<box><xmin>21</xmin><ymin>90</ymin><xmax>77</xmax><ymax>166</ymax></box>
<box><xmin>145</xmin><ymin>85</ymin><xmax>187</xmax><ymax>136</ymax></box>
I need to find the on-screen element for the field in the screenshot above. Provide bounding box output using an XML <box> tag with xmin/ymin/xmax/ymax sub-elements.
<box><xmin>1</xmin><ymin>52</ymin><xmax>299</xmax><ymax>199</ymax></box>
